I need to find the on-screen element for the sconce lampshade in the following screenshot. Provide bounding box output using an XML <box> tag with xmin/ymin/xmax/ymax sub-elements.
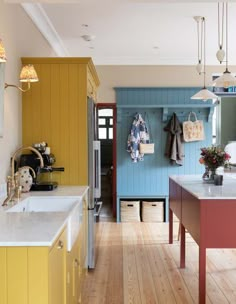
<box><xmin>0</xmin><ymin>39</ymin><xmax>7</xmax><ymax>62</ymax></box>
<box><xmin>191</xmin><ymin>87</ymin><xmax>218</xmax><ymax>102</ymax></box>
<box><xmin>212</xmin><ymin>69</ymin><xmax>236</xmax><ymax>88</ymax></box>
<box><xmin>19</xmin><ymin>64</ymin><xmax>39</xmax><ymax>83</ymax></box>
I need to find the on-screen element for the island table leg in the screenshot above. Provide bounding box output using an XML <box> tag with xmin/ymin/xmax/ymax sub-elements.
<box><xmin>180</xmin><ymin>223</ymin><xmax>185</xmax><ymax>268</ymax></box>
<box><xmin>169</xmin><ymin>209</ymin><xmax>173</xmax><ymax>244</ymax></box>
<box><xmin>199</xmin><ymin>246</ymin><xmax>206</xmax><ymax>304</ymax></box>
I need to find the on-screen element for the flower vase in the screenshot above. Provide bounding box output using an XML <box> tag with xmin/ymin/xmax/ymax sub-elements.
<box><xmin>202</xmin><ymin>166</ymin><xmax>216</xmax><ymax>183</ymax></box>
<box><xmin>209</xmin><ymin>168</ymin><xmax>217</xmax><ymax>182</ymax></box>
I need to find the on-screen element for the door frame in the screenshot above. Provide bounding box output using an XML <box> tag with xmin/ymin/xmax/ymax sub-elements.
<box><xmin>96</xmin><ymin>103</ymin><xmax>117</xmax><ymax>218</ymax></box>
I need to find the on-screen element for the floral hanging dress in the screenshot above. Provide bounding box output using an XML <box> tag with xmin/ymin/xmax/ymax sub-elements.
<box><xmin>127</xmin><ymin>113</ymin><xmax>149</xmax><ymax>162</ymax></box>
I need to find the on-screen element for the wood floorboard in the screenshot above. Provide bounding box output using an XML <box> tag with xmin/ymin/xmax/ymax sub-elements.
<box><xmin>81</xmin><ymin>222</ymin><xmax>236</xmax><ymax>304</ymax></box>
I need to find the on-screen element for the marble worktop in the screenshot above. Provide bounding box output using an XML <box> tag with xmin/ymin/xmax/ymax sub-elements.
<box><xmin>170</xmin><ymin>173</ymin><xmax>236</xmax><ymax>200</ymax></box>
<box><xmin>0</xmin><ymin>185</ymin><xmax>88</xmax><ymax>247</ymax></box>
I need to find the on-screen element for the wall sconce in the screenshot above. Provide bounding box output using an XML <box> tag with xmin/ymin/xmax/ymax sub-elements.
<box><xmin>5</xmin><ymin>64</ymin><xmax>39</xmax><ymax>92</ymax></box>
<box><xmin>0</xmin><ymin>38</ymin><xmax>39</xmax><ymax>92</ymax></box>
<box><xmin>0</xmin><ymin>39</ymin><xmax>7</xmax><ymax>62</ymax></box>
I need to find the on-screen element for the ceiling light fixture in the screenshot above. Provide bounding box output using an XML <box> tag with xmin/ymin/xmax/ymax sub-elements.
<box><xmin>213</xmin><ymin>2</ymin><xmax>236</xmax><ymax>88</ymax></box>
<box><xmin>81</xmin><ymin>34</ymin><xmax>95</xmax><ymax>42</ymax></box>
<box><xmin>191</xmin><ymin>17</ymin><xmax>218</xmax><ymax>102</ymax></box>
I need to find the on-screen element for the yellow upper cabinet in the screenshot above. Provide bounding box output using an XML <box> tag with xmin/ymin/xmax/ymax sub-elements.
<box><xmin>21</xmin><ymin>58</ymin><xmax>100</xmax><ymax>185</ymax></box>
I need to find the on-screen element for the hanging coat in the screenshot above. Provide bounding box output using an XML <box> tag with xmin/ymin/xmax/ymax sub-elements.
<box><xmin>164</xmin><ymin>113</ymin><xmax>184</xmax><ymax>166</ymax></box>
<box><xmin>127</xmin><ymin>113</ymin><xmax>149</xmax><ymax>162</ymax></box>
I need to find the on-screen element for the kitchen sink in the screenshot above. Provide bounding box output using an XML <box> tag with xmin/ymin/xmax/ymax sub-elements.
<box><xmin>6</xmin><ymin>196</ymin><xmax>82</xmax><ymax>252</ymax></box>
<box><xmin>6</xmin><ymin>197</ymin><xmax>77</xmax><ymax>212</ymax></box>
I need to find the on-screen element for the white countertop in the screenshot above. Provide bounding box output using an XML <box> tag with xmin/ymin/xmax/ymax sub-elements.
<box><xmin>169</xmin><ymin>174</ymin><xmax>236</xmax><ymax>200</ymax></box>
<box><xmin>0</xmin><ymin>185</ymin><xmax>88</xmax><ymax>247</ymax></box>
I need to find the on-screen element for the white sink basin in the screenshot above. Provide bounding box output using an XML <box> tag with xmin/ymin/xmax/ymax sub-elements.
<box><xmin>6</xmin><ymin>197</ymin><xmax>77</xmax><ymax>212</ymax></box>
<box><xmin>7</xmin><ymin>196</ymin><xmax>82</xmax><ymax>252</ymax></box>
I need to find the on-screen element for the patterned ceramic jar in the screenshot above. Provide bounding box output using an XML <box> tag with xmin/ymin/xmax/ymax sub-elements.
<box><xmin>18</xmin><ymin>166</ymin><xmax>36</xmax><ymax>192</ymax></box>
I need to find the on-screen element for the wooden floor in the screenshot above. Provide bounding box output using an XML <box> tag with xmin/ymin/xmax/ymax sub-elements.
<box><xmin>82</xmin><ymin>221</ymin><xmax>236</xmax><ymax>304</ymax></box>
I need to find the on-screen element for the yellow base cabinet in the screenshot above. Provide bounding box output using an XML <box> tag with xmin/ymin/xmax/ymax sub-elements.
<box><xmin>49</xmin><ymin>231</ymin><xmax>67</xmax><ymax>304</ymax></box>
<box><xmin>67</xmin><ymin>233</ymin><xmax>82</xmax><ymax>304</ymax></box>
<box><xmin>67</xmin><ymin>194</ymin><xmax>88</xmax><ymax>304</ymax></box>
<box><xmin>0</xmin><ymin>229</ymin><xmax>66</xmax><ymax>304</ymax></box>
<box><xmin>21</xmin><ymin>57</ymin><xmax>100</xmax><ymax>186</ymax></box>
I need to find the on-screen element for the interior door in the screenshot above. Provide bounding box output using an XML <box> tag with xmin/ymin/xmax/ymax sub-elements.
<box><xmin>97</xmin><ymin>103</ymin><xmax>117</xmax><ymax>218</ymax></box>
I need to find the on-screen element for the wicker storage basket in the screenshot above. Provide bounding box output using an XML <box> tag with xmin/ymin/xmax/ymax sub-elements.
<box><xmin>142</xmin><ymin>201</ymin><xmax>164</xmax><ymax>222</ymax></box>
<box><xmin>120</xmin><ymin>201</ymin><xmax>140</xmax><ymax>222</ymax></box>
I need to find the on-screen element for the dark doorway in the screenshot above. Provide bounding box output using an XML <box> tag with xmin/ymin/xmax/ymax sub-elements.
<box><xmin>97</xmin><ymin>103</ymin><xmax>116</xmax><ymax>221</ymax></box>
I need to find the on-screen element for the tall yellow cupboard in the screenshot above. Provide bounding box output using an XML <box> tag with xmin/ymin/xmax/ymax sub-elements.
<box><xmin>21</xmin><ymin>57</ymin><xmax>100</xmax><ymax>185</ymax></box>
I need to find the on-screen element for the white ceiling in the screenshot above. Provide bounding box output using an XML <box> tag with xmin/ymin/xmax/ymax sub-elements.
<box><xmin>16</xmin><ymin>1</ymin><xmax>236</xmax><ymax>65</ymax></box>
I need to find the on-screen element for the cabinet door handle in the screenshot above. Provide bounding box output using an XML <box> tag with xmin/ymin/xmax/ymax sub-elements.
<box><xmin>57</xmin><ymin>240</ymin><xmax>64</xmax><ymax>249</ymax></box>
<box><xmin>74</xmin><ymin>258</ymin><xmax>79</xmax><ymax>267</ymax></box>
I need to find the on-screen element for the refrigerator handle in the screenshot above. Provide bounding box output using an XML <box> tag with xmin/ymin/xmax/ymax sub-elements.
<box><xmin>94</xmin><ymin>201</ymin><xmax>103</xmax><ymax>217</ymax></box>
<box><xmin>93</xmin><ymin>140</ymin><xmax>101</xmax><ymax>199</ymax></box>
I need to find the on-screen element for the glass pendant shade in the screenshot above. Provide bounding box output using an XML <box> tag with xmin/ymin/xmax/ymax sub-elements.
<box><xmin>191</xmin><ymin>87</ymin><xmax>218</xmax><ymax>101</ymax></box>
<box><xmin>212</xmin><ymin>69</ymin><xmax>236</xmax><ymax>88</ymax></box>
<box><xmin>196</xmin><ymin>62</ymin><xmax>203</xmax><ymax>74</ymax></box>
<box><xmin>19</xmin><ymin>64</ymin><xmax>39</xmax><ymax>83</ymax></box>
<box><xmin>0</xmin><ymin>39</ymin><xmax>7</xmax><ymax>62</ymax></box>
<box><xmin>216</xmin><ymin>48</ymin><xmax>225</xmax><ymax>63</ymax></box>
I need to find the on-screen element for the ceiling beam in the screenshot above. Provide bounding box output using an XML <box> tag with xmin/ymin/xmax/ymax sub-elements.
<box><xmin>21</xmin><ymin>3</ymin><xmax>69</xmax><ymax>57</ymax></box>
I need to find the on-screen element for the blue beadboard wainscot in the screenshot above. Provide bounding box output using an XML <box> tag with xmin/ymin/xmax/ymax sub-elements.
<box><xmin>115</xmin><ymin>87</ymin><xmax>217</xmax><ymax>222</ymax></box>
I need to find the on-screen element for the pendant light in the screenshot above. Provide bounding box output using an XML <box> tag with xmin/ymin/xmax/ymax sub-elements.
<box><xmin>213</xmin><ymin>2</ymin><xmax>236</xmax><ymax>88</ymax></box>
<box><xmin>191</xmin><ymin>17</ymin><xmax>218</xmax><ymax>102</ymax></box>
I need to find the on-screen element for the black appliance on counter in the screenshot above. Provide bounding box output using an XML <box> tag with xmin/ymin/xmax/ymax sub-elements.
<box><xmin>19</xmin><ymin>153</ymin><xmax>64</xmax><ymax>191</ymax></box>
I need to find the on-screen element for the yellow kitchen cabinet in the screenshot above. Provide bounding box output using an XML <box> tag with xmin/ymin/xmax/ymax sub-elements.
<box><xmin>67</xmin><ymin>234</ymin><xmax>81</xmax><ymax>304</ymax></box>
<box><xmin>0</xmin><ymin>228</ymin><xmax>66</xmax><ymax>304</ymax></box>
<box><xmin>67</xmin><ymin>194</ymin><xmax>88</xmax><ymax>304</ymax></box>
<box><xmin>49</xmin><ymin>230</ymin><xmax>67</xmax><ymax>304</ymax></box>
<box><xmin>21</xmin><ymin>57</ymin><xmax>100</xmax><ymax>186</ymax></box>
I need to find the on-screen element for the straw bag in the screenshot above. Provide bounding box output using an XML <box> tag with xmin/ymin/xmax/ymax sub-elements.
<box><xmin>183</xmin><ymin>112</ymin><xmax>205</xmax><ymax>142</ymax></box>
<box><xmin>139</xmin><ymin>114</ymin><xmax>155</xmax><ymax>154</ymax></box>
<box><xmin>139</xmin><ymin>142</ymin><xmax>154</xmax><ymax>154</ymax></box>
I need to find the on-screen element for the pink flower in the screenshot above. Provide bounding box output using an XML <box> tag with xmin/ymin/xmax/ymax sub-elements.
<box><xmin>199</xmin><ymin>157</ymin><xmax>205</xmax><ymax>164</ymax></box>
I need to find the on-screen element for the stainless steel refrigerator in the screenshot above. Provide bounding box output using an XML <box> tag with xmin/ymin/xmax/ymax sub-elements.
<box><xmin>87</xmin><ymin>98</ymin><xmax>102</xmax><ymax>269</ymax></box>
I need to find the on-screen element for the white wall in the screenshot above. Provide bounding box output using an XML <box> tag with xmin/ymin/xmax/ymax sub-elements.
<box><xmin>96</xmin><ymin>65</ymin><xmax>234</xmax><ymax>103</ymax></box>
<box><xmin>0</xmin><ymin>3</ymin><xmax>55</xmax><ymax>183</ymax></box>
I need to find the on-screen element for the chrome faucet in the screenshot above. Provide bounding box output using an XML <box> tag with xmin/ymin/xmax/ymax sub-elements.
<box><xmin>2</xmin><ymin>146</ymin><xmax>44</xmax><ymax>206</ymax></box>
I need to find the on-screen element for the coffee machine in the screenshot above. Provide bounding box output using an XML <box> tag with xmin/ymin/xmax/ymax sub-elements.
<box><xmin>19</xmin><ymin>146</ymin><xmax>64</xmax><ymax>191</ymax></box>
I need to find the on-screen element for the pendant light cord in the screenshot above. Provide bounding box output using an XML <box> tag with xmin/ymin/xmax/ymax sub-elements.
<box><xmin>197</xmin><ymin>19</ymin><xmax>200</xmax><ymax>63</ymax></box>
<box><xmin>197</xmin><ymin>17</ymin><xmax>203</xmax><ymax>64</ymax></box>
<box><xmin>203</xmin><ymin>17</ymin><xmax>206</xmax><ymax>88</ymax></box>
<box><xmin>218</xmin><ymin>2</ymin><xmax>224</xmax><ymax>50</ymax></box>
<box><xmin>225</xmin><ymin>2</ymin><xmax>228</xmax><ymax>70</ymax></box>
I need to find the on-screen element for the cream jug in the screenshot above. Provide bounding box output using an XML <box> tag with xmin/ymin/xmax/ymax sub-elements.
<box><xmin>18</xmin><ymin>166</ymin><xmax>36</xmax><ymax>192</ymax></box>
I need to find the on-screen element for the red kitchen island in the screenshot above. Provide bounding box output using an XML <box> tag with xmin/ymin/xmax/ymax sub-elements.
<box><xmin>169</xmin><ymin>175</ymin><xmax>236</xmax><ymax>304</ymax></box>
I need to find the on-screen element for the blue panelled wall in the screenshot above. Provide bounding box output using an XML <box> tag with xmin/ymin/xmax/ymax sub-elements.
<box><xmin>115</xmin><ymin>87</ymin><xmax>216</xmax><ymax>221</ymax></box>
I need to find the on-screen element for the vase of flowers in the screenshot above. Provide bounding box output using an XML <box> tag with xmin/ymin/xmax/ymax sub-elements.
<box><xmin>199</xmin><ymin>146</ymin><xmax>231</xmax><ymax>183</ymax></box>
